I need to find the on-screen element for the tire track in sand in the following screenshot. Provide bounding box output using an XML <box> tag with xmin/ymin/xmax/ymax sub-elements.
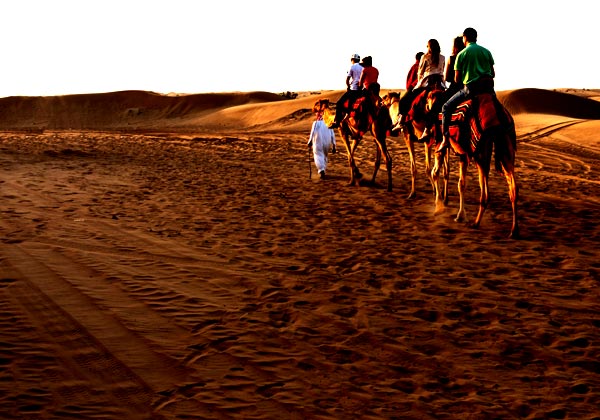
<box><xmin>0</xmin><ymin>171</ymin><xmax>320</xmax><ymax>417</ymax></box>
<box><xmin>0</xmin><ymin>242</ymin><xmax>201</xmax><ymax>416</ymax></box>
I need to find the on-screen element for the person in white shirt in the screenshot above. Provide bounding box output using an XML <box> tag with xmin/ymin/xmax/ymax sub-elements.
<box><xmin>308</xmin><ymin>100</ymin><xmax>337</xmax><ymax>179</ymax></box>
<box><xmin>329</xmin><ymin>53</ymin><xmax>363</xmax><ymax>129</ymax></box>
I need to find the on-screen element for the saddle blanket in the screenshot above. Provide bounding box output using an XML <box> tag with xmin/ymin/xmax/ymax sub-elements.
<box><xmin>445</xmin><ymin>93</ymin><xmax>508</xmax><ymax>155</ymax></box>
<box><xmin>346</xmin><ymin>94</ymin><xmax>378</xmax><ymax>133</ymax></box>
<box><xmin>406</xmin><ymin>90</ymin><xmax>428</xmax><ymax>123</ymax></box>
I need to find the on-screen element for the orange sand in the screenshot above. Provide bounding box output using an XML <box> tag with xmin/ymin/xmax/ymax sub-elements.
<box><xmin>1</xmin><ymin>88</ymin><xmax>599</xmax><ymax>419</ymax></box>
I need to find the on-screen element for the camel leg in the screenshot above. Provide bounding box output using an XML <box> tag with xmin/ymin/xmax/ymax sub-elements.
<box><xmin>384</xmin><ymin>142</ymin><xmax>393</xmax><ymax>192</ymax></box>
<box><xmin>506</xmin><ymin>172</ymin><xmax>519</xmax><ymax>239</ymax></box>
<box><xmin>472</xmin><ymin>163</ymin><xmax>490</xmax><ymax>229</ymax></box>
<box><xmin>403</xmin><ymin>128</ymin><xmax>418</xmax><ymax>199</ymax></box>
<box><xmin>455</xmin><ymin>155</ymin><xmax>468</xmax><ymax>223</ymax></box>
<box><xmin>432</xmin><ymin>149</ymin><xmax>446</xmax><ymax>214</ymax></box>
<box><xmin>442</xmin><ymin>151</ymin><xmax>450</xmax><ymax>206</ymax></box>
<box><xmin>375</xmin><ymin>137</ymin><xmax>393</xmax><ymax>192</ymax></box>
<box><xmin>343</xmin><ymin>136</ymin><xmax>361</xmax><ymax>187</ymax></box>
<box><xmin>371</xmin><ymin>140</ymin><xmax>381</xmax><ymax>185</ymax></box>
<box><xmin>351</xmin><ymin>139</ymin><xmax>363</xmax><ymax>184</ymax></box>
<box><xmin>497</xmin><ymin>131</ymin><xmax>520</xmax><ymax>239</ymax></box>
<box><xmin>424</xmin><ymin>142</ymin><xmax>435</xmax><ymax>196</ymax></box>
<box><xmin>499</xmin><ymin>150</ymin><xmax>520</xmax><ymax>239</ymax></box>
<box><xmin>472</xmin><ymin>140</ymin><xmax>493</xmax><ymax>229</ymax></box>
<box><xmin>341</xmin><ymin>135</ymin><xmax>354</xmax><ymax>186</ymax></box>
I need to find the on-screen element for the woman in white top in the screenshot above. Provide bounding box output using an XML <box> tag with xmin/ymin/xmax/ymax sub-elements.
<box><xmin>410</xmin><ymin>39</ymin><xmax>446</xmax><ymax>139</ymax></box>
<box><xmin>414</xmin><ymin>39</ymin><xmax>446</xmax><ymax>91</ymax></box>
<box><xmin>397</xmin><ymin>39</ymin><xmax>446</xmax><ymax>139</ymax></box>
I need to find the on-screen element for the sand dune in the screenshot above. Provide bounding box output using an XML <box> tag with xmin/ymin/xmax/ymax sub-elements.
<box><xmin>1</xmin><ymin>87</ymin><xmax>599</xmax><ymax>133</ymax></box>
<box><xmin>0</xmin><ymin>90</ymin><xmax>286</xmax><ymax>131</ymax></box>
<box><xmin>499</xmin><ymin>88</ymin><xmax>600</xmax><ymax>118</ymax></box>
<box><xmin>1</xmin><ymin>87</ymin><xmax>599</xmax><ymax>419</ymax></box>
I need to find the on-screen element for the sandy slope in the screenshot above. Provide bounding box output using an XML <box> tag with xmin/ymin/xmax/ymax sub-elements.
<box><xmin>1</xmin><ymin>87</ymin><xmax>600</xmax><ymax>133</ymax></box>
<box><xmin>1</xmin><ymin>88</ymin><xmax>599</xmax><ymax>419</ymax></box>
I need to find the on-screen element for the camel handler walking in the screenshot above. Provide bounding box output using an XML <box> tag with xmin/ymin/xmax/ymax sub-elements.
<box><xmin>308</xmin><ymin>99</ymin><xmax>337</xmax><ymax>179</ymax></box>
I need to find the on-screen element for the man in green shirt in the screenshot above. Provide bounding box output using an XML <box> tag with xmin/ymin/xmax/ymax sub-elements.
<box><xmin>438</xmin><ymin>27</ymin><xmax>495</xmax><ymax>152</ymax></box>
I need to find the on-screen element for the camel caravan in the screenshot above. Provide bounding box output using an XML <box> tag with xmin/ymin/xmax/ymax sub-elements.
<box><xmin>311</xmin><ymin>28</ymin><xmax>519</xmax><ymax>239</ymax></box>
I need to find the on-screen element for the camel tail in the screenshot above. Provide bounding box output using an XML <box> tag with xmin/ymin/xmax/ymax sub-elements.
<box><xmin>494</xmin><ymin>122</ymin><xmax>517</xmax><ymax>173</ymax></box>
<box><xmin>493</xmin><ymin>104</ymin><xmax>517</xmax><ymax>173</ymax></box>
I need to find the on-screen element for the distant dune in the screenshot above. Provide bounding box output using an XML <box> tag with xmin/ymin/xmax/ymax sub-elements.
<box><xmin>0</xmin><ymin>88</ymin><xmax>598</xmax><ymax>133</ymax></box>
<box><xmin>0</xmin><ymin>90</ymin><xmax>286</xmax><ymax>132</ymax></box>
<box><xmin>498</xmin><ymin>88</ymin><xmax>600</xmax><ymax>118</ymax></box>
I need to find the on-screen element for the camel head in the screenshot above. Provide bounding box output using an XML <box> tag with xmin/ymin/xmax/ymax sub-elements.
<box><xmin>381</xmin><ymin>92</ymin><xmax>400</xmax><ymax>107</ymax></box>
<box><xmin>381</xmin><ymin>92</ymin><xmax>401</xmax><ymax>126</ymax></box>
<box><xmin>425</xmin><ymin>89</ymin><xmax>445</xmax><ymax>113</ymax></box>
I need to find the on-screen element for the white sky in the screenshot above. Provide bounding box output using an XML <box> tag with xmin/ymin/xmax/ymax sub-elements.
<box><xmin>0</xmin><ymin>0</ymin><xmax>597</xmax><ymax>97</ymax></box>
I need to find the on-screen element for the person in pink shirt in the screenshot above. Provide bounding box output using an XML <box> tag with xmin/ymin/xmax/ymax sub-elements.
<box><xmin>406</xmin><ymin>51</ymin><xmax>424</xmax><ymax>92</ymax></box>
<box><xmin>359</xmin><ymin>56</ymin><xmax>380</xmax><ymax>98</ymax></box>
<box><xmin>397</xmin><ymin>51</ymin><xmax>424</xmax><ymax>124</ymax></box>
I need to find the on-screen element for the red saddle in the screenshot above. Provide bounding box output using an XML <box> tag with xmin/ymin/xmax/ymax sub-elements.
<box><xmin>444</xmin><ymin>93</ymin><xmax>512</xmax><ymax>155</ymax></box>
<box><xmin>345</xmin><ymin>94</ymin><xmax>379</xmax><ymax>133</ymax></box>
<box><xmin>406</xmin><ymin>90</ymin><xmax>428</xmax><ymax>123</ymax></box>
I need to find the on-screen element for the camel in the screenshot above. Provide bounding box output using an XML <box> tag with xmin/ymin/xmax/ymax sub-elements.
<box><xmin>431</xmin><ymin>93</ymin><xmax>519</xmax><ymax>238</ymax></box>
<box><xmin>397</xmin><ymin>88</ymin><xmax>450</xmax><ymax>202</ymax></box>
<box><xmin>321</xmin><ymin>93</ymin><xmax>394</xmax><ymax>191</ymax></box>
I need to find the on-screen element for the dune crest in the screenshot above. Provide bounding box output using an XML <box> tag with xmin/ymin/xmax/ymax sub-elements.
<box><xmin>498</xmin><ymin>88</ymin><xmax>600</xmax><ymax>118</ymax></box>
<box><xmin>0</xmin><ymin>88</ymin><xmax>597</xmax><ymax>133</ymax></box>
<box><xmin>0</xmin><ymin>90</ymin><xmax>287</xmax><ymax>132</ymax></box>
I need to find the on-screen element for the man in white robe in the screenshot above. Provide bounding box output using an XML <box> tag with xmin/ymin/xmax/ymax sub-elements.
<box><xmin>308</xmin><ymin>111</ymin><xmax>336</xmax><ymax>179</ymax></box>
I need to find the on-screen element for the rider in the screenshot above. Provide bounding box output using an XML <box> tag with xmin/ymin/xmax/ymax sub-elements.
<box><xmin>414</xmin><ymin>39</ymin><xmax>446</xmax><ymax>92</ymax></box>
<box><xmin>438</xmin><ymin>27</ymin><xmax>496</xmax><ymax>152</ymax></box>
<box><xmin>406</xmin><ymin>51</ymin><xmax>424</xmax><ymax>92</ymax></box>
<box><xmin>329</xmin><ymin>53</ymin><xmax>363</xmax><ymax>129</ymax></box>
<box><xmin>444</xmin><ymin>35</ymin><xmax>466</xmax><ymax>99</ymax></box>
<box><xmin>397</xmin><ymin>40</ymin><xmax>445</xmax><ymax>139</ymax></box>
<box><xmin>359</xmin><ymin>56</ymin><xmax>381</xmax><ymax>109</ymax></box>
<box><xmin>411</xmin><ymin>39</ymin><xmax>446</xmax><ymax>140</ymax></box>
<box><xmin>359</xmin><ymin>56</ymin><xmax>380</xmax><ymax>95</ymax></box>
<box><xmin>392</xmin><ymin>51</ymin><xmax>423</xmax><ymax>132</ymax></box>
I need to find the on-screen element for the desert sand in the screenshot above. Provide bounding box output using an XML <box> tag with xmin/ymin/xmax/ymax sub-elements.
<box><xmin>1</xmin><ymin>87</ymin><xmax>600</xmax><ymax>419</ymax></box>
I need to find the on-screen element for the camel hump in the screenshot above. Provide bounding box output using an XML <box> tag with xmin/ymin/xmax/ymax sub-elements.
<box><xmin>473</xmin><ymin>94</ymin><xmax>505</xmax><ymax>131</ymax></box>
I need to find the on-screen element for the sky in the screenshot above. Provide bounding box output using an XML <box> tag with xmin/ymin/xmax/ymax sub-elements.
<box><xmin>0</xmin><ymin>0</ymin><xmax>597</xmax><ymax>97</ymax></box>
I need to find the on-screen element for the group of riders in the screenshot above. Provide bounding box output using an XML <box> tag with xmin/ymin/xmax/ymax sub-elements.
<box><xmin>309</xmin><ymin>27</ymin><xmax>519</xmax><ymax>238</ymax></box>
<box><xmin>328</xmin><ymin>27</ymin><xmax>497</xmax><ymax>154</ymax></box>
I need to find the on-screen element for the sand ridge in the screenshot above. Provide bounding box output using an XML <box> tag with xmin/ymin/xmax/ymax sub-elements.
<box><xmin>2</xmin><ymin>87</ymin><xmax>599</xmax><ymax>133</ymax></box>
